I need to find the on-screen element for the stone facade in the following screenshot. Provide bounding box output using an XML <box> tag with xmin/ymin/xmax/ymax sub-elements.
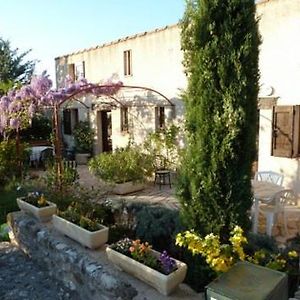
<box><xmin>256</xmin><ymin>0</ymin><xmax>300</xmax><ymax>194</ymax></box>
<box><xmin>55</xmin><ymin>24</ymin><xmax>186</xmax><ymax>154</ymax></box>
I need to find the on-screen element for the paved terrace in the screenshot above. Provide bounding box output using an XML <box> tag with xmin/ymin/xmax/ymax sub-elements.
<box><xmin>76</xmin><ymin>165</ymin><xmax>300</xmax><ymax>244</ymax></box>
<box><xmin>77</xmin><ymin>165</ymin><xmax>179</xmax><ymax>210</ymax></box>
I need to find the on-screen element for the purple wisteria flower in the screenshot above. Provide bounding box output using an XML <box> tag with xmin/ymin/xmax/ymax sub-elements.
<box><xmin>9</xmin><ymin>118</ymin><xmax>20</xmax><ymax>129</ymax></box>
<box><xmin>0</xmin><ymin>96</ymin><xmax>10</xmax><ymax>111</ymax></box>
<box><xmin>159</xmin><ymin>250</ymin><xmax>176</xmax><ymax>274</ymax></box>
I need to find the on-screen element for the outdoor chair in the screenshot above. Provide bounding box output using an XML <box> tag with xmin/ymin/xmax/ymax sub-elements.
<box><xmin>258</xmin><ymin>189</ymin><xmax>297</xmax><ymax>236</ymax></box>
<box><xmin>39</xmin><ymin>147</ymin><xmax>54</xmax><ymax>169</ymax></box>
<box><xmin>254</xmin><ymin>171</ymin><xmax>284</xmax><ymax>186</ymax></box>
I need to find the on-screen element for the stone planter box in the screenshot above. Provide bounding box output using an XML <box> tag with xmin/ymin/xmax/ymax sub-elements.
<box><xmin>106</xmin><ymin>246</ymin><xmax>187</xmax><ymax>295</ymax></box>
<box><xmin>112</xmin><ymin>181</ymin><xmax>145</xmax><ymax>195</ymax></box>
<box><xmin>52</xmin><ymin>215</ymin><xmax>108</xmax><ymax>249</ymax></box>
<box><xmin>17</xmin><ymin>197</ymin><xmax>57</xmax><ymax>222</ymax></box>
<box><xmin>75</xmin><ymin>153</ymin><xmax>90</xmax><ymax>165</ymax></box>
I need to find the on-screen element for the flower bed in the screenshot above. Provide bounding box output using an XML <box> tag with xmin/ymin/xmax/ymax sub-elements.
<box><xmin>106</xmin><ymin>239</ymin><xmax>187</xmax><ymax>295</ymax></box>
<box><xmin>17</xmin><ymin>192</ymin><xmax>56</xmax><ymax>222</ymax></box>
<box><xmin>53</xmin><ymin>207</ymin><xmax>108</xmax><ymax>249</ymax></box>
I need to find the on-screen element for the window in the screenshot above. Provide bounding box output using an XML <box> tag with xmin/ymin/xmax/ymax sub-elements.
<box><xmin>75</xmin><ymin>61</ymin><xmax>85</xmax><ymax>80</ymax></box>
<box><xmin>67</xmin><ymin>64</ymin><xmax>75</xmax><ymax>81</ymax></box>
<box><xmin>121</xmin><ymin>107</ymin><xmax>129</xmax><ymax>132</ymax></box>
<box><xmin>272</xmin><ymin>105</ymin><xmax>300</xmax><ymax>158</ymax></box>
<box><xmin>63</xmin><ymin>108</ymin><xmax>78</xmax><ymax>135</ymax></box>
<box><xmin>123</xmin><ymin>50</ymin><xmax>132</xmax><ymax>76</ymax></box>
<box><xmin>155</xmin><ymin>106</ymin><xmax>165</xmax><ymax>131</ymax></box>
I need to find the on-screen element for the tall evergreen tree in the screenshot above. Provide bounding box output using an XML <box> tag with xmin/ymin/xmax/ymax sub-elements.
<box><xmin>0</xmin><ymin>38</ymin><xmax>35</xmax><ymax>95</ymax></box>
<box><xmin>177</xmin><ymin>0</ymin><xmax>260</xmax><ymax>240</ymax></box>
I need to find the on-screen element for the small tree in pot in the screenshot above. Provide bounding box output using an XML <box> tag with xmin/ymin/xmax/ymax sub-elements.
<box><xmin>73</xmin><ymin>121</ymin><xmax>94</xmax><ymax>164</ymax></box>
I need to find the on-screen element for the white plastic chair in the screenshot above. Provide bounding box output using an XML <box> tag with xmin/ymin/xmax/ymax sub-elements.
<box><xmin>259</xmin><ymin>189</ymin><xmax>297</xmax><ymax>236</ymax></box>
<box><xmin>255</xmin><ymin>171</ymin><xmax>284</xmax><ymax>186</ymax></box>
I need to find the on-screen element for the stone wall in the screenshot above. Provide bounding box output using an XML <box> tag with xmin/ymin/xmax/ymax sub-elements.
<box><xmin>7</xmin><ymin>212</ymin><xmax>200</xmax><ymax>300</ymax></box>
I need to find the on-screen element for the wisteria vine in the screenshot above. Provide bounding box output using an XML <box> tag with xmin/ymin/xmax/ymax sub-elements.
<box><xmin>0</xmin><ymin>72</ymin><xmax>123</xmax><ymax>134</ymax></box>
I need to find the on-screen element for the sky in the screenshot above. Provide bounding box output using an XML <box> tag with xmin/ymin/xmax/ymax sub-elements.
<box><xmin>0</xmin><ymin>0</ymin><xmax>185</xmax><ymax>83</ymax></box>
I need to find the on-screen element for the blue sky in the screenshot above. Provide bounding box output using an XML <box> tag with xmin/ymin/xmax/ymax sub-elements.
<box><xmin>0</xmin><ymin>0</ymin><xmax>185</xmax><ymax>82</ymax></box>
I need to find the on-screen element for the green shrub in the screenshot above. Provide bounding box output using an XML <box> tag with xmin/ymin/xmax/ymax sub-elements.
<box><xmin>0</xmin><ymin>183</ymin><xmax>25</xmax><ymax>223</ymax></box>
<box><xmin>143</xmin><ymin>125</ymin><xmax>181</xmax><ymax>171</ymax></box>
<box><xmin>135</xmin><ymin>206</ymin><xmax>183</xmax><ymax>252</ymax></box>
<box><xmin>245</xmin><ymin>232</ymin><xmax>278</xmax><ymax>255</ymax></box>
<box><xmin>20</xmin><ymin>114</ymin><xmax>52</xmax><ymax>141</ymax></box>
<box><xmin>0</xmin><ymin>223</ymin><xmax>10</xmax><ymax>242</ymax></box>
<box><xmin>89</xmin><ymin>145</ymin><xmax>154</xmax><ymax>183</ymax></box>
<box><xmin>73</xmin><ymin>121</ymin><xmax>94</xmax><ymax>153</ymax></box>
<box><xmin>0</xmin><ymin>140</ymin><xmax>29</xmax><ymax>185</ymax></box>
<box><xmin>45</xmin><ymin>164</ymin><xmax>79</xmax><ymax>187</ymax></box>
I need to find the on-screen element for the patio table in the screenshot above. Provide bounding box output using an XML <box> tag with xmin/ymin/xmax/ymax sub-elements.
<box><xmin>251</xmin><ymin>180</ymin><xmax>286</xmax><ymax>234</ymax></box>
<box><xmin>29</xmin><ymin>146</ymin><xmax>53</xmax><ymax>167</ymax></box>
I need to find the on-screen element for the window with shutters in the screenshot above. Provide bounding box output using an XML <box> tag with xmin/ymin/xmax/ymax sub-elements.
<box><xmin>272</xmin><ymin>105</ymin><xmax>300</xmax><ymax>158</ymax></box>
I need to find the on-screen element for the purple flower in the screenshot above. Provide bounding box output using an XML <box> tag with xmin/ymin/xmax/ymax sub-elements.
<box><xmin>9</xmin><ymin>118</ymin><xmax>20</xmax><ymax>129</ymax></box>
<box><xmin>0</xmin><ymin>96</ymin><xmax>10</xmax><ymax>111</ymax></box>
<box><xmin>159</xmin><ymin>250</ymin><xmax>176</xmax><ymax>274</ymax></box>
<box><xmin>30</xmin><ymin>74</ymin><xmax>52</xmax><ymax>97</ymax></box>
<box><xmin>19</xmin><ymin>86</ymin><xmax>33</xmax><ymax>98</ymax></box>
<box><xmin>28</xmin><ymin>103</ymin><xmax>36</xmax><ymax>117</ymax></box>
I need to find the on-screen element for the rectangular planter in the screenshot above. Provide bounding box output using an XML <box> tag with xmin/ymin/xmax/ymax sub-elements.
<box><xmin>106</xmin><ymin>246</ymin><xmax>187</xmax><ymax>295</ymax></box>
<box><xmin>52</xmin><ymin>215</ymin><xmax>108</xmax><ymax>249</ymax></box>
<box><xmin>112</xmin><ymin>181</ymin><xmax>144</xmax><ymax>195</ymax></box>
<box><xmin>17</xmin><ymin>197</ymin><xmax>57</xmax><ymax>222</ymax></box>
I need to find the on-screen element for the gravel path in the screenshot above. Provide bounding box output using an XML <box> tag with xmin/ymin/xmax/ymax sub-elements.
<box><xmin>0</xmin><ymin>242</ymin><xmax>80</xmax><ymax>300</ymax></box>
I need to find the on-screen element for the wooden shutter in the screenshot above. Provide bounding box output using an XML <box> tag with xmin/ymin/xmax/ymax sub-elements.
<box><xmin>271</xmin><ymin>106</ymin><xmax>300</xmax><ymax>157</ymax></box>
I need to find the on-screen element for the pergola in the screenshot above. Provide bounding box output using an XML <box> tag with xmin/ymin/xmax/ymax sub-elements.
<box><xmin>0</xmin><ymin>75</ymin><xmax>174</xmax><ymax>188</ymax></box>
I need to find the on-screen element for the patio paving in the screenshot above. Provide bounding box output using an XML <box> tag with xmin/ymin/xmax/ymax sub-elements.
<box><xmin>31</xmin><ymin>165</ymin><xmax>300</xmax><ymax>243</ymax></box>
<box><xmin>77</xmin><ymin>165</ymin><xmax>179</xmax><ymax>210</ymax></box>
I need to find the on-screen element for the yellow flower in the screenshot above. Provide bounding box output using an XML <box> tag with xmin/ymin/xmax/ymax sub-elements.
<box><xmin>288</xmin><ymin>250</ymin><xmax>298</xmax><ymax>258</ymax></box>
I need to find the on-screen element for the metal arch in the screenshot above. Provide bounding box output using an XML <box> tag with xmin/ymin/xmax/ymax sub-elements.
<box><xmin>119</xmin><ymin>85</ymin><xmax>175</xmax><ymax>107</ymax></box>
<box><xmin>52</xmin><ymin>83</ymin><xmax>174</xmax><ymax>189</ymax></box>
<box><xmin>57</xmin><ymin>84</ymin><xmax>174</xmax><ymax>109</ymax></box>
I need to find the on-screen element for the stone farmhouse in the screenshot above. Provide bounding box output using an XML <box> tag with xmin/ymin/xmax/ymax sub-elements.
<box><xmin>55</xmin><ymin>0</ymin><xmax>300</xmax><ymax>194</ymax></box>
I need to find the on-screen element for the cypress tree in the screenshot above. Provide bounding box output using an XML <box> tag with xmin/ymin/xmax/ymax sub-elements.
<box><xmin>177</xmin><ymin>0</ymin><xmax>260</xmax><ymax>240</ymax></box>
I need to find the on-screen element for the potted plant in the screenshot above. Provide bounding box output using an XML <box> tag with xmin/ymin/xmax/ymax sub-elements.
<box><xmin>106</xmin><ymin>238</ymin><xmax>187</xmax><ymax>295</ymax></box>
<box><xmin>73</xmin><ymin>121</ymin><xmax>94</xmax><ymax>165</ymax></box>
<box><xmin>52</xmin><ymin>205</ymin><xmax>108</xmax><ymax>249</ymax></box>
<box><xmin>17</xmin><ymin>192</ymin><xmax>57</xmax><ymax>222</ymax></box>
<box><xmin>89</xmin><ymin>145</ymin><xmax>154</xmax><ymax>195</ymax></box>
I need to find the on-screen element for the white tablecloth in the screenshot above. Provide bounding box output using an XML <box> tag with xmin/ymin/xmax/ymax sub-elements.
<box><xmin>29</xmin><ymin>146</ymin><xmax>53</xmax><ymax>162</ymax></box>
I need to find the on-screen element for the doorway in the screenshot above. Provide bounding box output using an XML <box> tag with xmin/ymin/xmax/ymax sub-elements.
<box><xmin>101</xmin><ymin>110</ymin><xmax>112</xmax><ymax>152</ymax></box>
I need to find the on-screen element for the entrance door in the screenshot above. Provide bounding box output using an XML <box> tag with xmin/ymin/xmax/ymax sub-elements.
<box><xmin>101</xmin><ymin>110</ymin><xmax>112</xmax><ymax>152</ymax></box>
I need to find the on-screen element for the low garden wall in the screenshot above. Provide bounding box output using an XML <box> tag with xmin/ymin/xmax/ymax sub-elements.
<box><xmin>7</xmin><ymin>211</ymin><xmax>201</xmax><ymax>300</ymax></box>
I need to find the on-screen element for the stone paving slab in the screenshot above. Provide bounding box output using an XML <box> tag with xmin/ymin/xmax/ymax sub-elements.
<box><xmin>0</xmin><ymin>242</ymin><xmax>80</xmax><ymax>300</ymax></box>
